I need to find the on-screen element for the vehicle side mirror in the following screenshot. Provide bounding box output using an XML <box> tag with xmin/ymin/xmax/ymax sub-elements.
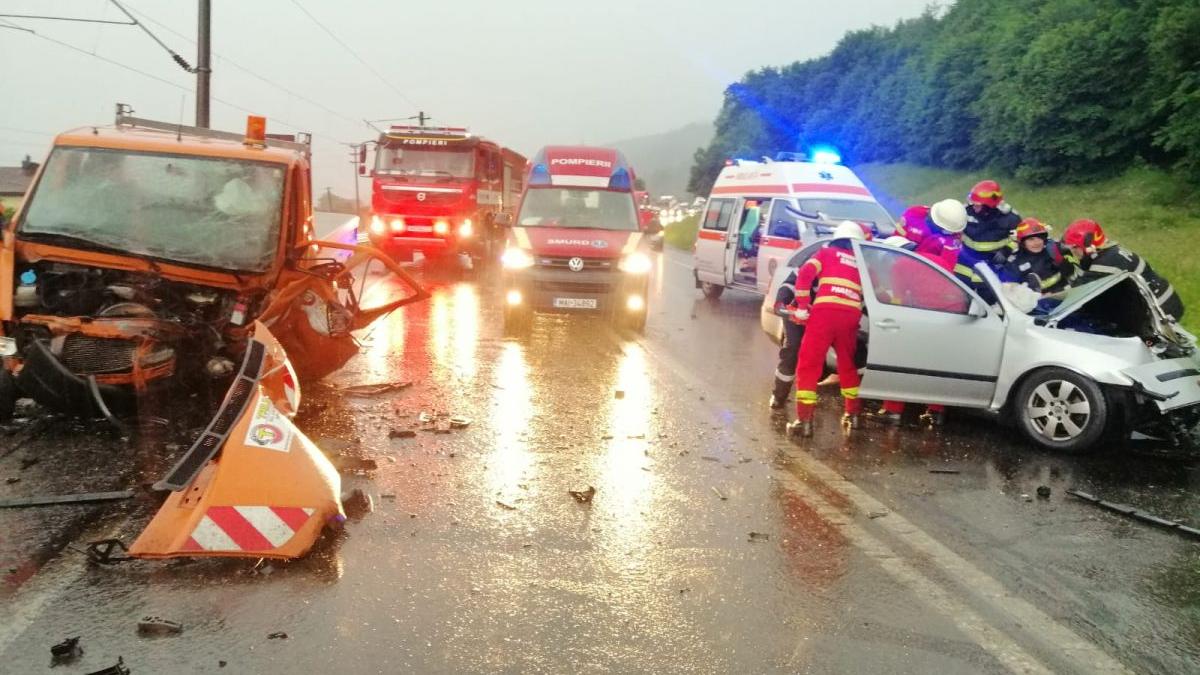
<box><xmin>493</xmin><ymin>212</ymin><xmax>514</xmax><ymax>227</ymax></box>
<box><xmin>968</xmin><ymin>298</ymin><xmax>988</xmax><ymax>319</ymax></box>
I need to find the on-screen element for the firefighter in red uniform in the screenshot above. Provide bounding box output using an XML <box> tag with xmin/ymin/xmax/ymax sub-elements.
<box><xmin>786</xmin><ymin>221</ymin><xmax>867</xmax><ymax>438</ymax></box>
<box><xmin>1063</xmin><ymin>219</ymin><xmax>1185</xmax><ymax>321</ymax></box>
<box><xmin>876</xmin><ymin>199</ymin><xmax>968</xmax><ymax>427</ymax></box>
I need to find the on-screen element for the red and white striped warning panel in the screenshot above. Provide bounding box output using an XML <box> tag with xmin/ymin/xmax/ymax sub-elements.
<box><xmin>182</xmin><ymin>505</ymin><xmax>315</xmax><ymax>552</ymax></box>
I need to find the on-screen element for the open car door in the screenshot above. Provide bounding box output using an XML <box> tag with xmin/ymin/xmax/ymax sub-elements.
<box><xmin>855</xmin><ymin>241</ymin><xmax>1005</xmax><ymax>407</ymax></box>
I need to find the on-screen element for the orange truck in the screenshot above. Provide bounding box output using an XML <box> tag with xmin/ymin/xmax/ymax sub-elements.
<box><xmin>3</xmin><ymin>105</ymin><xmax>428</xmax><ymax>560</ymax></box>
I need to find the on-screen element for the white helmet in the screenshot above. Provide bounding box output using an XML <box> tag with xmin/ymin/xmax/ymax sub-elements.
<box><xmin>882</xmin><ymin>235</ymin><xmax>913</xmax><ymax>249</ymax></box>
<box><xmin>929</xmin><ymin>199</ymin><xmax>967</xmax><ymax>233</ymax></box>
<box><xmin>832</xmin><ymin>220</ymin><xmax>866</xmax><ymax>240</ymax></box>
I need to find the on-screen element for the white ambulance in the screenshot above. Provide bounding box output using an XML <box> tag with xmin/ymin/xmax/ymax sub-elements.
<box><xmin>692</xmin><ymin>153</ymin><xmax>895</xmax><ymax>299</ymax></box>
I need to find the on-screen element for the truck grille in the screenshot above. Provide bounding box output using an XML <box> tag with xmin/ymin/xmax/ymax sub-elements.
<box><xmin>58</xmin><ymin>335</ymin><xmax>174</xmax><ymax>374</ymax></box>
<box><xmin>535</xmin><ymin>280</ymin><xmax>612</xmax><ymax>295</ymax></box>
<box><xmin>59</xmin><ymin>335</ymin><xmax>136</xmax><ymax>374</ymax></box>
<box><xmin>536</xmin><ymin>256</ymin><xmax>615</xmax><ymax>271</ymax></box>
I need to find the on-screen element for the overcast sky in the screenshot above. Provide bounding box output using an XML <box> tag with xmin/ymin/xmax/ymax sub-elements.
<box><xmin>1</xmin><ymin>0</ymin><xmax>933</xmax><ymax>196</ymax></box>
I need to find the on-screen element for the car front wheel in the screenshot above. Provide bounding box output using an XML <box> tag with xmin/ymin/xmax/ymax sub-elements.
<box><xmin>1014</xmin><ymin>368</ymin><xmax>1108</xmax><ymax>453</ymax></box>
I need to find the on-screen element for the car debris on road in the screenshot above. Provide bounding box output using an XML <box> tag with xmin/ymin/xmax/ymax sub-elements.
<box><xmin>569</xmin><ymin>486</ymin><xmax>596</xmax><ymax>503</ymax></box>
<box><xmin>0</xmin><ymin>490</ymin><xmax>134</xmax><ymax>509</ymax></box>
<box><xmin>137</xmin><ymin>616</ymin><xmax>183</xmax><ymax>637</ymax></box>
<box><xmin>50</xmin><ymin>636</ymin><xmax>82</xmax><ymax>664</ymax></box>
<box><xmin>1067</xmin><ymin>489</ymin><xmax>1200</xmax><ymax>541</ymax></box>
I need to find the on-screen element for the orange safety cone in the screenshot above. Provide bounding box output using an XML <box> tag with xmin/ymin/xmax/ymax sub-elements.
<box><xmin>128</xmin><ymin>324</ymin><xmax>343</xmax><ymax>560</ymax></box>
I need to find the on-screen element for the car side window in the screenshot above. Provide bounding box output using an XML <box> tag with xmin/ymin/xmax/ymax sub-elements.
<box><xmin>860</xmin><ymin>246</ymin><xmax>970</xmax><ymax>314</ymax></box>
<box><xmin>701</xmin><ymin>198</ymin><xmax>734</xmax><ymax>231</ymax></box>
<box><xmin>767</xmin><ymin>199</ymin><xmax>800</xmax><ymax>240</ymax></box>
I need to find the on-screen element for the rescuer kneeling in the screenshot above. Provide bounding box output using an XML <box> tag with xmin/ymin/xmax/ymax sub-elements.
<box><xmin>786</xmin><ymin>221</ymin><xmax>867</xmax><ymax>438</ymax></box>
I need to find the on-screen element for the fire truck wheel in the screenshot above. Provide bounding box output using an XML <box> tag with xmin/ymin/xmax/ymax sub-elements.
<box><xmin>700</xmin><ymin>282</ymin><xmax>724</xmax><ymax>300</ymax></box>
<box><xmin>503</xmin><ymin>305</ymin><xmax>532</xmax><ymax>336</ymax></box>
<box><xmin>0</xmin><ymin>370</ymin><xmax>15</xmax><ymax>422</ymax></box>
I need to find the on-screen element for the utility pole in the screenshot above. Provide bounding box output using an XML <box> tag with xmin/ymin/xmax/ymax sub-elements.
<box><xmin>349</xmin><ymin>144</ymin><xmax>362</xmax><ymax>213</ymax></box>
<box><xmin>324</xmin><ymin>187</ymin><xmax>334</xmax><ymax>212</ymax></box>
<box><xmin>418</xmin><ymin>111</ymin><xmax>428</xmax><ymax>126</ymax></box>
<box><xmin>195</xmin><ymin>0</ymin><xmax>211</xmax><ymax>128</ymax></box>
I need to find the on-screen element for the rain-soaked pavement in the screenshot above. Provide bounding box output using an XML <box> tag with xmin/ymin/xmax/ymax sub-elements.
<box><xmin>0</xmin><ymin>240</ymin><xmax>1198</xmax><ymax>674</ymax></box>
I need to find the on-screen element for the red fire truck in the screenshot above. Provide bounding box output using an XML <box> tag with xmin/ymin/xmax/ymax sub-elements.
<box><xmin>362</xmin><ymin>125</ymin><xmax>526</xmax><ymax>267</ymax></box>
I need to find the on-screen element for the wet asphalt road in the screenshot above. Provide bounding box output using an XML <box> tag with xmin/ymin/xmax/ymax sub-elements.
<box><xmin>0</xmin><ymin>237</ymin><xmax>1198</xmax><ymax>673</ymax></box>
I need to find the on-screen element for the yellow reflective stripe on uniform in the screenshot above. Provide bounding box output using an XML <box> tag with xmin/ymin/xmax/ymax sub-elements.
<box><xmin>820</xmin><ymin>276</ymin><xmax>862</xmax><ymax>291</ymax></box>
<box><xmin>621</xmin><ymin>232</ymin><xmax>643</xmax><ymax>255</ymax></box>
<box><xmin>1040</xmin><ymin>273</ymin><xmax>1061</xmax><ymax>290</ymax></box>
<box><xmin>803</xmin><ymin>259</ymin><xmax>823</xmax><ymax>274</ymax></box>
<box><xmin>1133</xmin><ymin>256</ymin><xmax>1145</xmax><ymax>276</ymax></box>
<box><xmin>954</xmin><ymin>263</ymin><xmax>981</xmax><ymax>281</ymax></box>
<box><xmin>1157</xmin><ymin>284</ymin><xmax>1176</xmax><ymax>304</ymax></box>
<box><xmin>840</xmin><ymin>387</ymin><xmax>859</xmax><ymax>399</ymax></box>
<box><xmin>513</xmin><ymin>227</ymin><xmax>532</xmax><ymax>249</ymax></box>
<box><xmin>1089</xmin><ymin>264</ymin><xmax>1123</xmax><ymax>275</ymax></box>
<box><xmin>796</xmin><ymin>390</ymin><xmax>819</xmax><ymax>404</ymax></box>
<box><xmin>795</xmin><ymin>290</ymin><xmax>811</xmax><ymax>297</ymax></box>
<box><xmin>814</xmin><ymin>296</ymin><xmax>862</xmax><ymax>308</ymax></box>
<box><xmin>961</xmin><ymin>234</ymin><xmax>1010</xmax><ymax>252</ymax></box>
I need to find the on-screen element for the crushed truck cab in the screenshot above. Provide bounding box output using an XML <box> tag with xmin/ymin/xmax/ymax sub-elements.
<box><xmin>499</xmin><ymin>146</ymin><xmax>656</xmax><ymax>334</ymax></box>
<box><xmin>5</xmin><ymin>106</ymin><xmax>429</xmax><ymax>561</ymax></box>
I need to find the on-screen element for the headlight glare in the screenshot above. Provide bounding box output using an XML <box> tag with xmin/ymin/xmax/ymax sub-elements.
<box><xmin>618</xmin><ymin>251</ymin><xmax>653</xmax><ymax>274</ymax></box>
<box><xmin>501</xmin><ymin>247</ymin><xmax>535</xmax><ymax>270</ymax></box>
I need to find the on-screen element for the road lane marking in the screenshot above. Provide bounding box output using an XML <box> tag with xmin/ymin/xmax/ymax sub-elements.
<box><xmin>634</xmin><ymin>335</ymin><xmax>1132</xmax><ymax>674</ymax></box>
<box><xmin>774</xmin><ymin>468</ymin><xmax>1053</xmax><ymax>674</ymax></box>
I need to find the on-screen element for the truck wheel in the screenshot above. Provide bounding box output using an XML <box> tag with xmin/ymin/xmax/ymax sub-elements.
<box><xmin>0</xmin><ymin>370</ymin><xmax>15</xmax><ymax>422</ymax></box>
<box><xmin>503</xmin><ymin>305</ymin><xmax>532</xmax><ymax>336</ymax></box>
<box><xmin>700</xmin><ymin>282</ymin><xmax>724</xmax><ymax>300</ymax></box>
<box><xmin>1013</xmin><ymin>368</ymin><xmax>1108</xmax><ymax>454</ymax></box>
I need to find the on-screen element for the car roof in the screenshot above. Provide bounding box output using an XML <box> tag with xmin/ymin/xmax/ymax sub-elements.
<box><xmin>712</xmin><ymin>160</ymin><xmax>875</xmax><ymax>201</ymax></box>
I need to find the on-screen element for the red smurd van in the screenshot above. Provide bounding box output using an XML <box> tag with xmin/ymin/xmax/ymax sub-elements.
<box><xmin>496</xmin><ymin>146</ymin><xmax>658</xmax><ymax>334</ymax></box>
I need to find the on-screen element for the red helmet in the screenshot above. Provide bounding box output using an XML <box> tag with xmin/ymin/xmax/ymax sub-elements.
<box><xmin>1063</xmin><ymin>219</ymin><xmax>1106</xmax><ymax>249</ymax></box>
<box><xmin>1014</xmin><ymin>218</ymin><xmax>1048</xmax><ymax>241</ymax></box>
<box><xmin>968</xmin><ymin>180</ymin><xmax>1003</xmax><ymax>208</ymax></box>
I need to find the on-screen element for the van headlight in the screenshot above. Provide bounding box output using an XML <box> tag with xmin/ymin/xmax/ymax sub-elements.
<box><xmin>618</xmin><ymin>252</ymin><xmax>652</xmax><ymax>274</ymax></box>
<box><xmin>501</xmin><ymin>247</ymin><xmax>535</xmax><ymax>270</ymax></box>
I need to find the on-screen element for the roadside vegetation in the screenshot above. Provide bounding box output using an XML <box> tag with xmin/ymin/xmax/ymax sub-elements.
<box><xmin>688</xmin><ymin>0</ymin><xmax>1200</xmax><ymax>195</ymax></box>
<box><xmin>663</xmin><ymin>214</ymin><xmax>700</xmax><ymax>251</ymax></box>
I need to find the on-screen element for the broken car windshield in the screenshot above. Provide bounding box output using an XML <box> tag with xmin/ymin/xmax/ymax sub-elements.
<box><xmin>20</xmin><ymin>147</ymin><xmax>285</xmax><ymax>272</ymax></box>
<box><xmin>517</xmin><ymin>188</ymin><xmax>638</xmax><ymax>231</ymax></box>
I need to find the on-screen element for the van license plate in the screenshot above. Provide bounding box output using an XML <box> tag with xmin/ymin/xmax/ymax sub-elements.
<box><xmin>553</xmin><ymin>298</ymin><xmax>597</xmax><ymax>309</ymax></box>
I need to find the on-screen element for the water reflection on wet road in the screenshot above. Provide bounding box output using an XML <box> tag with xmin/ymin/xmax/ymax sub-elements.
<box><xmin>0</xmin><ymin>250</ymin><xmax>1197</xmax><ymax>674</ymax></box>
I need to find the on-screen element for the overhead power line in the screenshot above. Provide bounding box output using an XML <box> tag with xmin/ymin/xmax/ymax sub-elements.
<box><xmin>107</xmin><ymin>1</ymin><xmax>195</xmax><ymax>73</ymax></box>
<box><xmin>3</xmin><ymin>19</ymin><xmax>336</xmax><ymax>142</ymax></box>
<box><xmin>119</xmin><ymin>1</ymin><xmax>367</xmax><ymax>135</ymax></box>
<box><xmin>0</xmin><ymin>13</ymin><xmax>133</xmax><ymax>26</ymax></box>
<box><xmin>287</xmin><ymin>0</ymin><xmax>421</xmax><ymax>111</ymax></box>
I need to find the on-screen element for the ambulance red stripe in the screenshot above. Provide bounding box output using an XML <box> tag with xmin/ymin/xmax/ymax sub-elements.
<box><xmin>791</xmin><ymin>183</ymin><xmax>872</xmax><ymax>196</ymax></box>
<box><xmin>697</xmin><ymin>230</ymin><xmax>725</xmax><ymax>241</ymax></box>
<box><xmin>711</xmin><ymin>184</ymin><xmax>789</xmax><ymax>195</ymax></box>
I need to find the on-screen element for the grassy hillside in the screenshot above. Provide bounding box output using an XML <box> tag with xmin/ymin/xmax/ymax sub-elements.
<box><xmin>857</xmin><ymin>163</ymin><xmax>1199</xmax><ymax>331</ymax></box>
<box><xmin>608</xmin><ymin>122</ymin><xmax>713</xmax><ymax>198</ymax></box>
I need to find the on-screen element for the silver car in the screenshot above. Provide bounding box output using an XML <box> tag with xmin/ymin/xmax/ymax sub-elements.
<box><xmin>760</xmin><ymin>239</ymin><xmax>1200</xmax><ymax>453</ymax></box>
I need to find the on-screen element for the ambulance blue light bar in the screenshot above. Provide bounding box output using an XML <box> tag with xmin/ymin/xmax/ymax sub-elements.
<box><xmin>810</xmin><ymin>145</ymin><xmax>842</xmax><ymax>165</ymax></box>
<box><xmin>608</xmin><ymin>167</ymin><xmax>631</xmax><ymax>191</ymax></box>
<box><xmin>529</xmin><ymin>163</ymin><xmax>552</xmax><ymax>186</ymax></box>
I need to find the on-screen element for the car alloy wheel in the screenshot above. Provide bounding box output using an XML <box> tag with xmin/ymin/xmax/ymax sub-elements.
<box><xmin>1025</xmin><ymin>380</ymin><xmax>1091</xmax><ymax>442</ymax></box>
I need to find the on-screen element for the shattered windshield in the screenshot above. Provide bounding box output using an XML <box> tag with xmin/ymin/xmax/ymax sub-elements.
<box><xmin>517</xmin><ymin>188</ymin><xmax>638</xmax><ymax>230</ymax></box>
<box><xmin>375</xmin><ymin>146</ymin><xmax>474</xmax><ymax>178</ymax></box>
<box><xmin>20</xmin><ymin>147</ymin><xmax>285</xmax><ymax>272</ymax></box>
<box><xmin>796</xmin><ymin>199</ymin><xmax>895</xmax><ymax>229</ymax></box>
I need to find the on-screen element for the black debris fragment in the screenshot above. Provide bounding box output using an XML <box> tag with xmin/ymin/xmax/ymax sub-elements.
<box><xmin>388</xmin><ymin>429</ymin><xmax>417</xmax><ymax>439</ymax></box>
<box><xmin>50</xmin><ymin>636</ymin><xmax>82</xmax><ymax>664</ymax></box>
<box><xmin>0</xmin><ymin>491</ymin><xmax>135</xmax><ymax>509</ymax></box>
<box><xmin>84</xmin><ymin>658</ymin><xmax>130</xmax><ymax>675</ymax></box>
<box><xmin>929</xmin><ymin>468</ymin><xmax>960</xmax><ymax>475</ymax></box>
<box><xmin>267</xmin><ymin>632</ymin><xmax>289</xmax><ymax>640</ymax></box>
<box><xmin>867</xmin><ymin>510</ymin><xmax>888</xmax><ymax>519</ymax></box>
<box><xmin>138</xmin><ymin>616</ymin><xmax>183</xmax><ymax>636</ymax></box>
<box><xmin>495</xmin><ymin>500</ymin><xmax>518</xmax><ymax>511</ymax></box>
<box><xmin>1037</xmin><ymin>485</ymin><xmax>1052</xmax><ymax>499</ymax></box>
<box><xmin>569</xmin><ymin>486</ymin><xmax>596</xmax><ymax>504</ymax></box>
<box><xmin>748</xmin><ymin>531</ymin><xmax>771</xmax><ymax>542</ymax></box>
<box><xmin>1067</xmin><ymin>489</ymin><xmax>1200</xmax><ymax>541</ymax></box>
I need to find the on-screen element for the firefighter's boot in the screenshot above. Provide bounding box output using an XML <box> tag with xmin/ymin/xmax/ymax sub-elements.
<box><xmin>871</xmin><ymin>407</ymin><xmax>902</xmax><ymax>427</ymax></box>
<box><xmin>787</xmin><ymin>419</ymin><xmax>813</xmax><ymax>438</ymax></box>
<box><xmin>769</xmin><ymin>378</ymin><xmax>791</xmax><ymax>410</ymax></box>
<box><xmin>841</xmin><ymin>413</ymin><xmax>862</xmax><ymax>430</ymax></box>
